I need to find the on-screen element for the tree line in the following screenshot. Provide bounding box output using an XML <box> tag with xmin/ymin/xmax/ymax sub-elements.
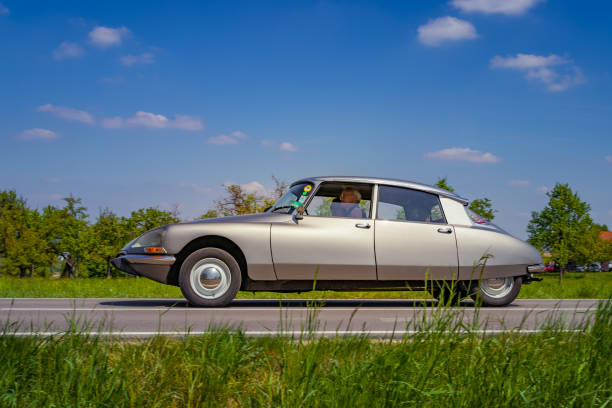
<box><xmin>0</xmin><ymin>179</ymin><xmax>286</xmax><ymax>278</ymax></box>
<box><xmin>0</xmin><ymin>178</ymin><xmax>610</xmax><ymax>278</ymax></box>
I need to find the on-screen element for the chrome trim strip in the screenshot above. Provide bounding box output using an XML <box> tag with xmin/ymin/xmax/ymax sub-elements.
<box><xmin>292</xmin><ymin>176</ymin><xmax>469</xmax><ymax>205</ymax></box>
<box><xmin>121</xmin><ymin>255</ymin><xmax>176</xmax><ymax>266</ymax></box>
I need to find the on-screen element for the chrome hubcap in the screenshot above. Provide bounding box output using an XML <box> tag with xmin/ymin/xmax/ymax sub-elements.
<box><xmin>480</xmin><ymin>277</ymin><xmax>514</xmax><ymax>299</ymax></box>
<box><xmin>189</xmin><ymin>258</ymin><xmax>231</xmax><ymax>299</ymax></box>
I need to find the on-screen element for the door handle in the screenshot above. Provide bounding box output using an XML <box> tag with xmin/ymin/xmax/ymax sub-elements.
<box><xmin>355</xmin><ymin>223</ymin><xmax>371</xmax><ymax>229</ymax></box>
<box><xmin>437</xmin><ymin>227</ymin><xmax>453</xmax><ymax>234</ymax></box>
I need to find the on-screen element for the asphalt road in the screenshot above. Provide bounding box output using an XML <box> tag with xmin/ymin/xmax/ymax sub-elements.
<box><xmin>0</xmin><ymin>298</ymin><xmax>603</xmax><ymax>338</ymax></box>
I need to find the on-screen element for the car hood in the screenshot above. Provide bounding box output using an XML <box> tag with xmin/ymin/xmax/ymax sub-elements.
<box><xmin>180</xmin><ymin>212</ymin><xmax>292</xmax><ymax>225</ymax></box>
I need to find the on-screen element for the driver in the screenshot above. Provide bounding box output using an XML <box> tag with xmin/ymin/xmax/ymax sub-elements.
<box><xmin>331</xmin><ymin>187</ymin><xmax>364</xmax><ymax>218</ymax></box>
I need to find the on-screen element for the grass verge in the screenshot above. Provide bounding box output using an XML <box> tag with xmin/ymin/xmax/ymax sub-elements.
<box><xmin>1</xmin><ymin>300</ymin><xmax>611</xmax><ymax>406</ymax></box>
<box><xmin>1</xmin><ymin>272</ymin><xmax>611</xmax><ymax>299</ymax></box>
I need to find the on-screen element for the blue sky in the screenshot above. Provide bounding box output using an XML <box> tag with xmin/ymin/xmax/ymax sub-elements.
<box><xmin>0</xmin><ymin>0</ymin><xmax>610</xmax><ymax>238</ymax></box>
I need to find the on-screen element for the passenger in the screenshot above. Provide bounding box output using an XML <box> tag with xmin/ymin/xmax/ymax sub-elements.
<box><xmin>330</xmin><ymin>187</ymin><xmax>364</xmax><ymax>218</ymax></box>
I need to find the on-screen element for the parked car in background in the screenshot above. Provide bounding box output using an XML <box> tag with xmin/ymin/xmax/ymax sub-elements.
<box><xmin>603</xmin><ymin>261</ymin><xmax>611</xmax><ymax>272</ymax></box>
<box><xmin>587</xmin><ymin>262</ymin><xmax>602</xmax><ymax>272</ymax></box>
<box><xmin>112</xmin><ymin>176</ymin><xmax>545</xmax><ymax>307</ymax></box>
<box><xmin>575</xmin><ymin>265</ymin><xmax>585</xmax><ymax>272</ymax></box>
<box><xmin>543</xmin><ymin>263</ymin><xmax>556</xmax><ymax>272</ymax></box>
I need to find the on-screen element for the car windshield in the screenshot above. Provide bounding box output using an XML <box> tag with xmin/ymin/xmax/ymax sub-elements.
<box><xmin>267</xmin><ymin>183</ymin><xmax>313</xmax><ymax>214</ymax></box>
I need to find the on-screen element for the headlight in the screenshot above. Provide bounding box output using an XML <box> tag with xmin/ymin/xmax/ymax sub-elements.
<box><xmin>128</xmin><ymin>228</ymin><xmax>164</xmax><ymax>249</ymax></box>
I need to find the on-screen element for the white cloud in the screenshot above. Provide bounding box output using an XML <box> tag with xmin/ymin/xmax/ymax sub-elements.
<box><xmin>509</xmin><ymin>179</ymin><xmax>530</xmax><ymax>188</ymax></box>
<box><xmin>37</xmin><ymin>104</ymin><xmax>95</xmax><ymax>124</ymax></box>
<box><xmin>101</xmin><ymin>111</ymin><xmax>203</xmax><ymax>131</ymax></box>
<box><xmin>208</xmin><ymin>131</ymin><xmax>247</xmax><ymax>145</ymax></box>
<box><xmin>536</xmin><ymin>186</ymin><xmax>550</xmax><ymax>195</ymax></box>
<box><xmin>89</xmin><ymin>26</ymin><xmax>130</xmax><ymax>48</ymax></box>
<box><xmin>240</xmin><ymin>181</ymin><xmax>267</xmax><ymax>195</ymax></box>
<box><xmin>491</xmin><ymin>54</ymin><xmax>566</xmax><ymax>69</ymax></box>
<box><xmin>52</xmin><ymin>42</ymin><xmax>84</xmax><ymax>60</ymax></box>
<box><xmin>417</xmin><ymin>16</ymin><xmax>477</xmax><ymax>47</ymax></box>
<box><xmin>125</xmin><ymin>111</ymin><xmax>169</xmax><ymax>128</ymax></box>
<box><xmin>490</xmin><ymin>53</ymin><xmax>585</xmax><ymax>91</ymax></box>
<box><xmin>19</xmin><ymin>128</ymin><xmax>58</xmax><ymax>141</ymax></box>
<box><xmin>172</xmin><ymin>115</ymin><xmax>203</xmax><ymax>131</ymax></box>
<box><xmin>120</xmin><ymin>53</ymin><xmax>155</xmax><ymax>67</ymax></box>
<box><xmin>280</xmin><ymin>142</ymin><xmax>298</xmax><ymax>152</ymax></box>
<box><xmin>0</xmin><ymin>3</ymin><xmax>8</xmax><ymax>15</ymax></box>
<box><xmin>425</xmin><ymin>147</ymin><xmax>500</xmax><ymax>163</ymax></box>
<box><xmin>262</xmin><ymin>140</ymin><xmax>299</xmax><ymax>151</ymax></box>
<box><xmin>605</xmin><ymin>155</ymin><xmax>612</xmax><ymax>163</ymax></box>
<box><xmin>100</xmin><ymin>117</ymin><xmax>124</xmax><ymax>129</ymax></box>
<box><xmin>452</xmin><ymin>0</ymin><xmax>541</xmax><ymax>15</ymax></box>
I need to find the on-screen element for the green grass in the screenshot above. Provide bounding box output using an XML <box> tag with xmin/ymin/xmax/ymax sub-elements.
<box><xmin>1</xmin><ymin>272</ymin><xmax>611</xmax><ymax>299</ymax></box>
<box><xmin>1</xmin><ymin>300</ymin><xmax>611</xmax><ymax>407</ymax></box>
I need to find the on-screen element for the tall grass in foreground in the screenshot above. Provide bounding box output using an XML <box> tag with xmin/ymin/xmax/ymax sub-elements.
<box><xmin>1</xmin><ymin>272</ymin><xmax>612</xmax><ymax>299</ymax></box>
<box><xmin>1</xmin><ymin>300</ymin><xmax>611</xmax><ymax>407</ymax></box>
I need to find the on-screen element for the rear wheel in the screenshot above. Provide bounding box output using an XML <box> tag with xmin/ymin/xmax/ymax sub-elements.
<box><xmin>471</xmin><ymin>276</ymin><xmax>522</xmax><ymax>307</ymax></box>
<box><xmin>178</xmin><ymin>247</ymin><xmax>241</xmax><ymax>307</ymax></box>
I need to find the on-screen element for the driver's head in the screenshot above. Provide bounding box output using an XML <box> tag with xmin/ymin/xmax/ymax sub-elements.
<box><xmin>340</xmin><ymin>187</ymin><xmax>361</xmax><ymax>204</ymax></box>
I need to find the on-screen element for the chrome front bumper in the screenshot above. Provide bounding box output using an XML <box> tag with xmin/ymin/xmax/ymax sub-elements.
<box><xmin>111</xmin><ymin>254</ymin><xmax>176</xmax><ymax>284</ymax></box>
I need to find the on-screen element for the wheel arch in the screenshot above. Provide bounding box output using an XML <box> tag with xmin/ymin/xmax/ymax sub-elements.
<box><xmin>167</xmin><ymin>235</ymin><xmax>248</xmax><ymax>287</ymax></box>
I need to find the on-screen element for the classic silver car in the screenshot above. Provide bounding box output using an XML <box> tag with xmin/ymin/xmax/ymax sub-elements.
<box><xmin>112</xmin><ymin>176</ymin><xmax>545</xmax><ymax>307</ymax></box>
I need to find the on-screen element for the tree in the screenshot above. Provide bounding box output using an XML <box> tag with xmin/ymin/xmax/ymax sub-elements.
<box><xmin>200</xmin><ymin>177</ymin><xmax>288</xmax><ymax>219</ymax></box>
<box><xmin>469</xmin><ymin>198</ymin><xmax>497</xmax><ymax>221</ymax></box>
<box><xmin>125</xmin><ymin>208</ymin><xmax>179</xmax><ymax>236</ymax></box>
<box><xmin>87</xmin><ymin>209</ymin><xmax>129</xmax><ymax>278</ymax></box>
<box><xmin>198</xmin><ymin>210</ymin><xmax>219</xmax><ymax>219</ymax></box>
<box><xmin>435</xmin><ymin>177</ymin><xmax>455</xmax><ymax>192</ymax></box>
<box><xmin>527</xmin><ymin>183</ymin><xmax>593</xmax><ymax>272</ymax></box>
<box><xmin>214</xmin><ymin>185</ymin><xmax>274</xmax><ymax>216</ymax></box>
<box><xmin>435</xmin><ymin>178</ymin><xmax>497</xmax><ymax>220</ymax></box>
<box><xmin>574</xmin><ymin>224</ymin><xmax>612</xmax><ymax>266</ymax></box>
<box><xmin>0</xmin><ymin>191</ymin><xmax>54</xmax><ymax>277</ymax></box>
<box><xmin>46</xmin><ymin>196</ymin><xmax>90</xmax><ymax>278</ymax></box>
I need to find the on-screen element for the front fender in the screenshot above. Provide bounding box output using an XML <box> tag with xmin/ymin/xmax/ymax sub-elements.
<box><xmin>163</xmin><ymin>220</ymin><xmax>277</xmax><ymax>280</ymax></box>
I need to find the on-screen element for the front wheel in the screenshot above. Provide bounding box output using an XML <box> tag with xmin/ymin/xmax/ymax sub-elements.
<box><xmin>179</xmin><ymin>247</ymin><xmax>242</xmax><ymax>307</ymax></box>
<box><xmin>471</xmin><ymin>276</ymin><xmax>522</xmax><ymax>307</ymax></box>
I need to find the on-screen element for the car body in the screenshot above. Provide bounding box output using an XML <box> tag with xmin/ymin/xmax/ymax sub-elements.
<box><xmin>112</xmin><ymin>176</ymin><xmax>545</xmax><ymax>307</ymax></box>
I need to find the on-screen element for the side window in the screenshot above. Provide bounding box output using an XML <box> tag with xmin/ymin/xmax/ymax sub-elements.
<box><xmin>377</xmin><ymin>185</ymin><xmax>446</xmax><ymax>223</ymax></box>
<box><xmin>307</xmin><ymin>182</ymin><xmax>373</xmax><ymax>219</ymax></box>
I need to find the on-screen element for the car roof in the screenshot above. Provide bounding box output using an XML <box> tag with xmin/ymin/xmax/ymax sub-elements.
<box><xmin>291</xmin><ymin>176</ymin><xmax>469</xmax><ymax>204</ymax></box>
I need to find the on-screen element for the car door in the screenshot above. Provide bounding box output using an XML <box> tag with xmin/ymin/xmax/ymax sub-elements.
<box><xmin>375</xmin><ymin>185</ymin><xmax>459</xmax><ymax>280</ymax></box>
<box><xmin>270</xmin><ymin>182</ymin><xmax>377</xmax><ymax>280</ymax></box>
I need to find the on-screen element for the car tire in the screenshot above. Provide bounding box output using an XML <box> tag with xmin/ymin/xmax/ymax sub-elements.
<box><xmin>429</xmin><ymin>281</ymin><xmax>471</xmax><ymax>306</ymax></box>
<box><xmin>178</xmin><ymin>247</ymin><xmax>242</xmax><ymax>307</ymax></box>
<box><xmin>471</xmin><ymin>276</ymin><xmax>522</xmax><ymax>307</ymax></box>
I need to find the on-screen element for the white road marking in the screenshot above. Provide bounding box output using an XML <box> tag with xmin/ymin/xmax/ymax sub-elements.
<box><xmin>4</xmin><ymin>328</ymin><xmax>587</xmax><ymax>337</ymax></box>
